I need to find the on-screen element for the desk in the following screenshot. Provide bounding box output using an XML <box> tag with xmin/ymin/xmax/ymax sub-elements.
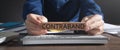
<box><xmin>0</xmin><ymin>33</ymin><xmax>120</xmax><ymax>50</ymax></box>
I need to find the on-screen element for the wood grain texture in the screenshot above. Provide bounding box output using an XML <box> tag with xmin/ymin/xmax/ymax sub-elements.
<box><xmin>40</xmin><ymin>22</ymin><xmax>86</xmax><ymax>30</ymax></box>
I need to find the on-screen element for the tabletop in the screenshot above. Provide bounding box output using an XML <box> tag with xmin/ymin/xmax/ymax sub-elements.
<box><xmin>0</xmin><ymin>33</ymin><xmax>120</xmax><ymax>50</ymax></box>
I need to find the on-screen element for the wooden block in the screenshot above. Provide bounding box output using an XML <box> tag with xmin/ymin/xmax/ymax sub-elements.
<box><xmin>40</xmin><ymin>22</ymin><xmax>86</xmax><ymax>30</ymax></box>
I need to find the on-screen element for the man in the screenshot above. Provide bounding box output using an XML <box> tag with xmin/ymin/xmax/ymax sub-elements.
<box><xmin>23</xmin><ymin>0</ymin><xmax>104</xmax><ymax>35</ymax></box>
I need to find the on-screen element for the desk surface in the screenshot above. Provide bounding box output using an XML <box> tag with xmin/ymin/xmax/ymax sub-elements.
<box><xmin>0</xmin><ymin>34</ymin><xmax>120</xmax><ymax>50</ymax></box>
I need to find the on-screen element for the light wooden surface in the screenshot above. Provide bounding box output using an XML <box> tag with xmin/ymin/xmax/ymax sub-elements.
<box><xmin>40</xmin><ymin>22</ymin><xmax>85</xmax><ymax>30</ymax></box>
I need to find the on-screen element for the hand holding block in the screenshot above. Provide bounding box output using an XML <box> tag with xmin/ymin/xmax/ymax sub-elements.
<box><xmin>40</xmin><ymin>22</ymin><xmax>86</xmax><ymax>30</ymax></box>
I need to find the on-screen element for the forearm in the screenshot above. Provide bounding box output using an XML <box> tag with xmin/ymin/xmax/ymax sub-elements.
<box><xmin>23</xmin><ymin>0</ymin><xmax>43</xmax><ymax>20</ymax></box>
<box><xmin>79</xmin><ymin>0</ymin><xmax>103</xmax><ymax>18</ymax></box>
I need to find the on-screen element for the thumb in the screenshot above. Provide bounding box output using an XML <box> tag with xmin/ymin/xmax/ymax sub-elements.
<box><xmin>81</xmin><ymin>17</ymin><xmax>89</xmax><ymax>23</ymax></box>
<box><xmin>27</xmin><ymin>14</ymin><xmax>42</xmax><ymax>24</ymax></box>
<box><xmin>37</xmin><ymin>16</ymin><xmax>48</xmax><ymax>23</ymax></box>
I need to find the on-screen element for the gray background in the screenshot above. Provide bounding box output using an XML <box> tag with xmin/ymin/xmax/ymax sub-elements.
<box><xmin>0</xmin><ymin>0</ymin><xmax>120</xmax><ymax>24</ymax></box>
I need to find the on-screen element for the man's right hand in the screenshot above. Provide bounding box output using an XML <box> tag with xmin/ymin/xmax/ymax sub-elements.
<box><xmin>25</xmin><ymin>13</ymin><xmax>48</xmax><ymax>35</ymax></box>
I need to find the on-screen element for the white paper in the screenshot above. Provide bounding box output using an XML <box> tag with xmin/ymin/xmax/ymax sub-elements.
<box><xmin>104</xmin><ymin>23</ymin><xmax>120</xmax><ymax>34</ymax></box>
<box><xmin>104</xmin><ymin>23</ymin><xmax>120</xmax><ymax>30</ymax></box>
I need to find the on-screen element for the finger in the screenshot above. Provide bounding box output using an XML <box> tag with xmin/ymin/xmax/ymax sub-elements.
<box><xmin>25</xmin><ymin>20</ymin><xmax>36</xmax><ymax>30</ymax></box>
<box><xmin>81</xmin><ymin>17</ymin><xmax>91</xmax><ymax>31</ymax></box>
<box><xmin>87</xmin><ymin>26</ymin><xmax>104</xmax><ymax>35</ymax></box>
<box><xmin>40</xmin><ymin>16</ymin><xmax>48</xmax><ymax>22</ymax></box>
<box><xmin>81</xmin><ymin>15</ymin><xmax>97</xmax><ymax>31</ymax></box>
<box><xmin>25</xmin><ymin>20</ymin><xmax>48</xmax><ymax>35</ymax></box>
<box><xmin>29</xmin><ymin>30</ymin><xmax>48</xmax><ymax>36</ymax></box>
<box><xmin>81</xmin><ymin>15</ymin><xmax>95</xmax><ymax>22</ymax></box>
<box><xmin>37</xmin><ymin>16</ymin><xmax>48</xmax><ymax>23</ymax></box>
<box><xmin>39</xmin><ymin>30</ymin><xmax>48</xmax><ymax>35</ymax></box>
<box><xmin>26</xmin><ymin>20</ymin><xmax>45</xmax><ymax>30</ymax></box>
<box><xmin>84</xmin><ymin>15</ymin><xmax>103</xmax><ymax>31</ymax></box>
<box><xmin>27</xmin><ymin>14</ymin><xmax>42</xmax><ymax>24</ymax></box>
<box><xmin>88</xmin><ymin>20</ymin><xmax>104</xmax><ymax>30</ymax></box>
<box><xmin>81</xmin><ymin>17</ymin><xmax>89</xmax><ymax>22</ymax></box>
<box><xmin>86</xmin><ymin>15</ymin><xmax>102</xmax><ymax>25</ymax></box>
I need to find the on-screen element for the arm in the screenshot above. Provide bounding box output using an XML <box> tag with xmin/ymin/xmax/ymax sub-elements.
<box><xmin>23</xmin><ymin>0</ymin><xmax>48</xmax><ymax>35</ymax></box>
<box><xmin>80</xmin><ymin>0</ymin><xmax>103</xmax><ymax>18</ymax></box>
<box><xmin>80</xmin><ymin>0</ymin><xmax>104</xmax><ymax>35</ymax></box>
<box><xmin>23</xmin><ymin>0</ymin><xmax>44</xmax><ymax>20</ymax></box>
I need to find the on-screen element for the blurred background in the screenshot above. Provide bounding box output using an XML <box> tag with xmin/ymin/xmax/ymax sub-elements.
<box><xmin>0</xmin><ymin>0</ymin><xmax>120</xmax><ymax>25</ymax></box>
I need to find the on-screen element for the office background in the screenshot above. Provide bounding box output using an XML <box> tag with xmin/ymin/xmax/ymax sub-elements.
<box><xmin>0</xmin><ymin>0</ymin><xmax>120</xmax><ymax>24</ymax></box>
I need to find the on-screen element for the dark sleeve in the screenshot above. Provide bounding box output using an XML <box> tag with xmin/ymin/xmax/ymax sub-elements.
<box><xmin>79</xmin><ymin>0</ymin><xmax>103</xmax><ymax>18</ymax></box>
<box><xmin>23</xmin><ymin>0</ymin><xmax>43</xmax><ymax>20</ymax></box>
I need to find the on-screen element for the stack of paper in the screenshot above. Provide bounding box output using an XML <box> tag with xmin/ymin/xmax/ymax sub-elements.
<box><xmin>104</xmin><ymin>23</ymin><xmax>120</xmax><ymax>35</ymax></box>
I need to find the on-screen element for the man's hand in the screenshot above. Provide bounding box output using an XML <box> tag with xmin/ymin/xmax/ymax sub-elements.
<box><xmin>81</xmin><ymin>14</ymin><xmax>104</xmax><ymax>35</ymax></box>
<box><xmin>25</xmin><ymin>13</ymin><xmax>48</xmax><ymax>35</ymax></box>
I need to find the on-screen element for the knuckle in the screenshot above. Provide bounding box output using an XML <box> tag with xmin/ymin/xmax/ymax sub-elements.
<box><xmin>84</xmin><ymin>17</ymin><xmax>89</xmax><ymax>21</ymax></box>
